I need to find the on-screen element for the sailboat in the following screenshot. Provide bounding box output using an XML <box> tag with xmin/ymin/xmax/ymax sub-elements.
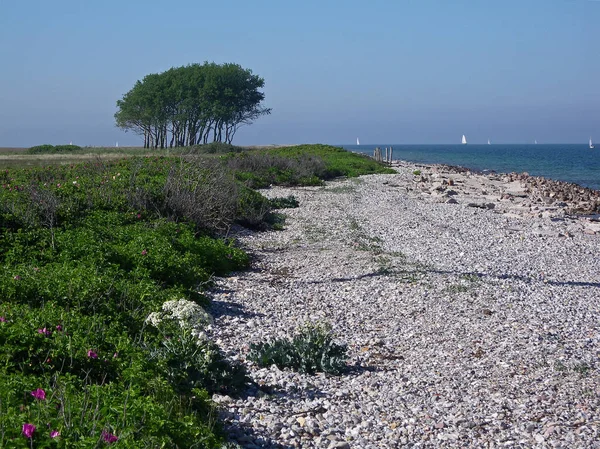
<box><xmin>487</xmin><ymin>139</ymin><xmax>491</xmax><ymax>145</ymax></box>
<box><xmin>534</xmin><ymin>140</ymin><xmax>538</xmax><ymax>144</ymax></box>
<box><xmin>461</xmin><ymin>135</ymin><xmax>467</xmax><ymax>144</ymax></box>
<box><xmin>590</xmin><ymin>137</ymin><xmax>595</xmax><ymax>149</ymax></box>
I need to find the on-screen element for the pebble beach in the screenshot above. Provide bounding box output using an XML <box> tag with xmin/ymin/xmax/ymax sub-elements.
<box><xmin>208</xmin><ymin>161</ymin><xmax>600</xmax><ymax>449</ymax></box>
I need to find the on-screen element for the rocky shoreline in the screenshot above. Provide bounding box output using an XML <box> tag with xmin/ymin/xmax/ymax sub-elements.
<box><xmin>424</xmin><ymin>163</ymin><xmax>600</xmax><ymax>215</ymax></box>
<box><xmin>208</xmin><ymin>161</ymin><xmax>599</xmax><ymax>448</ymax></box>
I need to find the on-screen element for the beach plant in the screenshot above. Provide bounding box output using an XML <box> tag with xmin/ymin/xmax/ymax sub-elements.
<box><xmin>248</xmin><ymin>322</ymin><xmax>348</xmax><ymax>375</ymax></box>
<box><xmin>186</xmin><ymin>142</ymin><xmax>245</xmax><ymax>154</ymax></box>
<box><xmin>27</xmin><ymin>144</ymin><xmax>83</xmax><ymax>154</ymax></box>
<box><xmin>269</xmin><ymin>195</ymin><xmax>299</xmax><ymax>209</ymax></box>
<box><xmin>226</xmin><ymin>144</ymin><xmax>394</xmax><ymax>189</ymax></box>
<box><xmin>145</xmin><ymin>301</ymin><xmax>249</xmax><ymax>395</ymax></box>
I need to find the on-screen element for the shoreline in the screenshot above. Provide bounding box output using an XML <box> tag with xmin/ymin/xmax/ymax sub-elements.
<box><xmin>208</xmin><ymin>162</ymin><xmax>600</xmax><ymax>448</ymax></box>
<box><xmin>388</xmin><ymin>159</ymin><xmax>600</xmax><ymax>234</ymax></box>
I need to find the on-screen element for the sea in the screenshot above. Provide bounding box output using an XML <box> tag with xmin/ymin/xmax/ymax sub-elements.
<box><xmin>341</xmin><ymin>144</ymin><xmax>600</xmax><ymax>191</ymax></box>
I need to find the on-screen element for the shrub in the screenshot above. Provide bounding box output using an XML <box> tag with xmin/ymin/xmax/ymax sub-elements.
<box><xmin>163</xmin><ymin>160</ymin><xmax>240</xmax><ymax>234</ymax></box>
<box><xmin>53</xmin><ymin>144</ymin><xmax>82</xmax><ymax>152</ymax></box>
<box><xmin>26</xmin><ymin>144</ymin><xmax>55</xmax><ymax>154</ymax></box>
<box><xmin>263</xmin><ymin>144</ymin><xmax>396</xmax><ymax>179</ymax></box>
<box><xmin>27</xmin><ymin>144</ymin><xmax>82</xmax><ymax>154</ymax></box>
<box><xmin>226</xmin><ymin>151</ymin><xmax>325</xmax><ymax>188</ymax></box>
<box><xmin>248</xmin><ymin>322</ymin><xmax>348</xmax><ymax>375</ymax></box>
<box><xmin>269</xmin><ymin>195</ymin><xmax>299</xmax><ymax>209</ymax></box>
<box><xmin>235</xmin><ymin>186</ymin><xmax>273</xmax><ymax>229</ymax></box>
<box><xmin>413</xmin><ymin>170</ymin><xmax>421</xmax><ymax>176</ymax></box>
<box><xmin>187</xmin><ymin>142</ymin><xmax>245</xmax><ymax>154</ymax></box>
<box><xmin>145</xmin><ymin>300</ymin><xmax>249</xmax><ymax>395</ymax></box>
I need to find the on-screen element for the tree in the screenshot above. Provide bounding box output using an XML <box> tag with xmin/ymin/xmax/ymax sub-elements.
<box><xmin>115</xmin><ymin>63</ymin><xmax>271</xmax><ymax>148</ymax></box>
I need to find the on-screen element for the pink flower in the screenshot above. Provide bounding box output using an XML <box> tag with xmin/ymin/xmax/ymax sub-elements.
<box><xmin>113</xmin><ymin>352</ymin><xmax>118</xmax><ymax>358</ymax></box>
<box><xmin>22</xmin><ymin>423</ymin><xmax>36</xmax><ymax>438</ymax></box>
<box><xmin>136</xmin><ymin>213</ymin><xmax>141</xmax><ymax>219</ymax></box>
<box><xmin>56</xmin><ymin>324</ymin><xmax>63</xmax><ymax>332</ymax></box>
<box><xmin>87</xmin><ymin>350</ymin><xmax>98</xmax><ymax>359</ymax></box>
<box><xmin>50</xmin><ymin>430</ymin><xmax>60</xmax><ymax>438</ymax></box>
<box><xmin>31</xmin><ymin>388</ymin><xmax>46</xmax><ymax>400</ymax></box>
<box><xmin>13</xmin><ymin>275</ymin><xmax>21</xmax><ymax>280</ymax></box>
<box><xmin>141</xmin><ymin>249</ymin><xmax>148</xmax><ymax>256</ymax></box>
<box><xmin>102</xmin><ymin>430</ymin><xmax>118</xmax><ymax>443</ymax></box>
<box><xmin>0</xmin><ymin>316</ymin><xmax>6</xmax><ymax>322</ymax></box>
<box><xmin>37</xmin><ymin>328</ymin><xmax>52</xmax><ymax>336</ymax></box>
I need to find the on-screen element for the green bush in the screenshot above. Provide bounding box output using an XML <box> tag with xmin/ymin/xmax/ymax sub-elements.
<box><xmin>226</xmin><ymin>151</ymin><xmax>325</xmax><ymax>188</ymax></box>
<box><xmin>226</xmin><ymin>144</ymin><xmax>394</xmax><ymax>188</ymax></box>
<box><xmin>248</xmin><ymin>322</ymin><xmax>348</xmax><ymax>375</ymax></box>
<box><xmin>53</xmin><ymin>144</ymin><xmax>82</xmax><ymax>152</ymax></box>
<box><xmin>26</xmin><ymin>144</ymin><xmax>55</xmax><ymax>154</ymax></box>
<box><xmin>269</xmin><ymin>195</ymin><xmax>299</xmax><ymax>209</ymax></box>
<box><xmin>187</xmin><ymin>142</ymin><xmax>245</xmax><ymax>154</ymax></box>
<box><xmin>27</xmin><ymin>144</ymin><xmax>82</xmax><ymax>154</ymax></box>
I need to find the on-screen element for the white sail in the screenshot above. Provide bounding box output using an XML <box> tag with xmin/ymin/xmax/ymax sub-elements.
<box><xmin>487</xmin><ymin>139</ymin><xmax>491</xmax><ymax>145</ymax></box>
<box><xmin>356</xmin><ymin>137</ymin><xmax>360</xmax><ymax>145</ymax></box>
<box><xmin>461</xmin><ymin>135</ymin><xmax>467</xmax><ymax>144</ymax></box>
<box><xmin>534</xmin><ymin>140</ymin><xmax>537</xmax><ymax>144</ymax></box>
<box><xmin>590</xmin><ymin>137</ymin><xmax>595</xmax><ymax>149</ymax></box>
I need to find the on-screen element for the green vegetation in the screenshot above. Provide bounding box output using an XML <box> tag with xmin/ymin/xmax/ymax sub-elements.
<box><xmin>185</xmin><ymin>142</ymin><xmax>245</xmax><ymax>155</ymax></box>
<box><xmin>269</xmin><ymin>195</ymin><xmax>299</xmax><ymax>209</ymax></box>
<box><xmin>0</xmin><ymin>157</ymin><xmax>253</xmax><ymax>447</ymax></box>
<box><xmin>115</xmin><ymin>63</ymin><xmax>270</xmax><ymax>148</ymax></box>
<box><xmin>0</xmin><ymin>144</ymin><xmax>390</xmax><ymax>446</ymax></box>
<box><xmin>226</xmin><ymin>144</ymin><xmax>395</xmax><ymax>188</ymax></box>
<box><xmin>27</xmin><ymin>144</ymin><xmax>83</xmax><ymax>154</ymax></box>
<box><xmin>248</xmin><ymin>322</ymin><xmax>348</xmax><ymax>375</ymax></box>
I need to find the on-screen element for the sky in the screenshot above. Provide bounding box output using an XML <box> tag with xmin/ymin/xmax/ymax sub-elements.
<box><xmin>0</xmin><ymin>0</ymin><xmax>598</xmax><ymax>146</ymax></box>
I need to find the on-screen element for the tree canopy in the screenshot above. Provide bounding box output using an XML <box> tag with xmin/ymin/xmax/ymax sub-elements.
<box><xmin>115</xmin><ymin>63</ymin><xmax>270</xmax><ymax>148</ymax></box>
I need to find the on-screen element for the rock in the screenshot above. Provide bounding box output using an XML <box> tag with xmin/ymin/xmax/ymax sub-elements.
<box><xmin>327</xmin><ymin>442</ymin><xmax>350</xmax><ymax>449</ymax></box>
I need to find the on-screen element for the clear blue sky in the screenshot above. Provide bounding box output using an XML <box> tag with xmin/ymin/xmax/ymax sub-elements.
<box><xmin>0</xmin><ymin>0</ymin><xmax>597</xmax><ymax>146</ymax></box>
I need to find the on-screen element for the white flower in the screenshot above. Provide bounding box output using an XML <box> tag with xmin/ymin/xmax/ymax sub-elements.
<box><xmin>146</xmin><ymin>299</ymin><xmax>212</xmax><ymax>342</ymax></box>
<box><xmin>162</xmin><ymin>298</ymin><xmax>212</xmax><ymax>331</ymax></box>
<box><xmin>145</xmin><ymin>312</ymin><xmax>163</xmax><ymax>327</ymax></box>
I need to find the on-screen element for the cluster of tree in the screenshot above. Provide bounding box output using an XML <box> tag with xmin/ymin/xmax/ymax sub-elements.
<box><xmin>115</xmin><ymin>63</ymin><xmax>270</xmax><ymax>148</ymax></box>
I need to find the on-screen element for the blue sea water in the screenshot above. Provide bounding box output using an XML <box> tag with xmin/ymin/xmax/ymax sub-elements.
<box><xmin>341</xmin><ymin>144</ymin><xmax>600</xmax><ymax>191</ymax></box>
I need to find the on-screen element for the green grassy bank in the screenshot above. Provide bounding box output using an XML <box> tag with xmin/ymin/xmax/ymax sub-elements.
<box><xmin>0</xmin><ymin>145</ymin><xmax>392</xmax><ymax>447</ymax></box>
